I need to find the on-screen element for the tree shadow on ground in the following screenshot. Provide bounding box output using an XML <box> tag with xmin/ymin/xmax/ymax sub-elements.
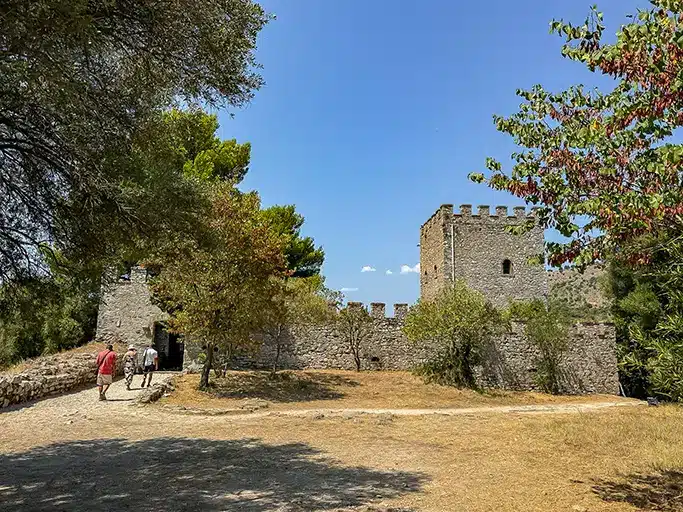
<box><xmin>0</xmin><ymin>437</ymin><xmax>426</xmax><ymax>511</ymax></box>
<box><xmin>592</xmin><ymin>469</ymin><xmax>683</xmax><ymax>511</ymax></box>
<box><xmin>210</xmin><ymin>371</ymin><xmax>361</xmax><ymax>403</ymax></box>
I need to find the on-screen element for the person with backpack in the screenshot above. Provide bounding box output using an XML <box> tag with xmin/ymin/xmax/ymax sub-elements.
<box><xmin>123</xmin><ymin>345</ymin><xmax>138</xmax><ymax>391</ymax></box>
<box><xmin>140</xmin><ymin>344</ymin><xmax>159</xmax><ymax>388</ymax></box>
<box><xmin>95</xmin><ymin>344</ymin><xmax>117</xmax><ymax>401</ymax></box>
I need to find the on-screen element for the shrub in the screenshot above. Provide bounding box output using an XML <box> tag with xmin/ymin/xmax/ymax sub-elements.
<box><xmin>403</xmin><ymin>281</ymin><xmax>505</xmax><ymax>388</ymax></box>
<box><xmin>506</xmin><ymin>300</ymin><xmax>570</xmax><ymax>394</ymax></box>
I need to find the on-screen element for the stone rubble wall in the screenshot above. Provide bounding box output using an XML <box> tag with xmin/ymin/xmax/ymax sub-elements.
<box><xmin>477</xmin><ymin>322</ymin><xmax>619</xmax><ymax>394</ymax></box>
<box><xmin>0</xmin><ymin>345</ymin><xmax>125</xmax><ymax>409</ymax></box>
<box><xmin>184</xmin><ymin>304</ymin><xmax>620</xmax><ymax>395</ymax></box>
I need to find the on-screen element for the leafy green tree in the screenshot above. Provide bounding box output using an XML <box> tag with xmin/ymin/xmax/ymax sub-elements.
<box><xmin>262</xmin><ymin>275</ymin><xmax>338</xmax><ymax>373</ymax></box>
<box><xmin>155</xmin><ymin>109</ymin><xmax>253</xmax><ymax>184</ymax></box>
<box><xmin>262</xmin><ymin>205</ymin><xmax>325</xmax><ymax>278</ymax></box>
<box><xmin>403</xmin><ymin>281</ymin><xmax>505</xmax><ymax>388</ymax></box>
<box><xmin>506</xmin><ymin>300</ymin><xmax>571</xmax><ymax>394</ymax></box>
<box><xmin>121</xmin><ymin>108</ymin><xmax>253</xmax><ymax>263</ymax></box>
<box><xmin>147</xmin><ymin>183</ymin><xmax>286</xmax><ymax>388</ymax></box>
<box><xmin>0</xmin><ymin>0</ymin><xmax>270</xmax><ymax>282</ymax></box>
<box><xmin>337</xmin><ymin>304</ymin><xmax>373</xmax><ymax>372</ymax></box>
<box><xmin>469</xmin><ymin>2</ymin><xmax>683</xmax><ymax>268</ymax></box>
<box><xmin>0</xmin><ymin>254</ymin><xmax>101</xmax><ymax>367</ymax></box>
<box><xmin>603</xmin><ymin>233</ymin><xmax>683</xmax><ymax>400</ymax></box>
<box><xmin>470</xmin><ymin>2</ymin><xmax>683</xmax><ymax>401</ymax></box>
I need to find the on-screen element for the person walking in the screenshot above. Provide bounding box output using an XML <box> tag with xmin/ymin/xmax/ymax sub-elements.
<box><xmin>123</xmin><ymin>345</ymin><xmax>138</xmax><ymax>391</ymax></box>
<box><xmin>95</xmin><ymin>344</ymin><xmax>117</xmax><ymax>401</ymax></box>
<box><xmin>140</xmin><ymin>344</ymin><xmax>159</xmax><ymax>388</ymax></box>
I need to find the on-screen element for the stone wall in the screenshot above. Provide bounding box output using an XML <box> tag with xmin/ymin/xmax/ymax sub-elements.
<box><xmin>420</xmin><ymin>205</ymin><xmax>449</xmax><ymax>301</ymax></box>
<box><xmin>478</xmin><ymin>322</ymin><xmax>618</xmax><ymax>393</ymax></box>
<box><xmin>184</xmin><ymin>303</ymin><xmax>619</xmax><ymax>395</ymax></box>
<box><xmin>420</xmin><ymin>204</ymin><xmax>548</xmax><ymax>306</ymax></box>
<box><xmin>95</xmin><ymin>267</ymin><xmax>168</xmax><ymax>355</ymax></box>
<box><xmin>0</xmin><ymin>345</ymin><xmax>125</xmax><ymax>408</ymax></box>
<box><xmin>548</xmin><ymin>265</ymin><xmax>610</xmax><ymax>310</ymax></box>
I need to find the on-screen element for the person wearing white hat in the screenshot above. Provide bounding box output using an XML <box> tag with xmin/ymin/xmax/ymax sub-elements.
<box><xmin>123</xmin><ymin>345</ymin><xmax>138</xmax><ymax>391</ymax></box>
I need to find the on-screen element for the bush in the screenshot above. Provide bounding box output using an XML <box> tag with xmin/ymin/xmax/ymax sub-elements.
<box><xmin>0</xmin><ymin>262</ymin><xmax>100</xmax><ymax>368</ymax></box>
<box><xmin>506</xmin><ymin>300</ymin><xmax>570</xmax><ymax>394</ymax></box>
<box><xmin>403</xmin><ymin>281</ymin><xmax>506</xmax><ymax>388</ymax></box>
<box><xmin>604</xmin><ymin>233</ymin><xmax>683</xmax><ymax>401</ymax></box>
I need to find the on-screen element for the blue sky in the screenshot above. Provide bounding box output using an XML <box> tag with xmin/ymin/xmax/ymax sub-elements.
<box><xmin>220</xmin><ymin>0</ymin><xmax>649</xmax><ymax>313</ymax></box>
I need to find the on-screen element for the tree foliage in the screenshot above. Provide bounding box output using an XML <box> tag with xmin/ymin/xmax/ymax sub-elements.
<box><xmin>262</xmin><ymin>275</ymin><xmax>338</xmax><ymax>373</ymax></box>
<box><xmin>470</xmin><ymin>2</ymin><xmax>683</xmax><ymax>268</ymax></box>
<box><xmin>403</xmin><ymin>281</ymin><xmax>505</xmax><ymax>388</ymax></box>
<box><xmin>0</xmin><ymin>0</ymin><xmax>270</xmax><ymax>281</ymax></box>
<box><xmin>147</xmin><ymin>184</ymin><xmax>286</xmax><ymax>388</ymax></box>
<box><xmin>506</xmin><ymin>299</ymin><xmax>571</xmax><ymax>394</ymax></box>
<box><xmin>0</xmin><ymin>254</ymin><xmax>101</xmax><ymax>367</ymax></box>
<box><xmin>603</xmin><ymin>233</ymin><xmax>683</xmax><ymax>401</ymax></box>
<box><xmin>337</xmin><ymin>304</ymin><xmax>373</xmax><ymax>372</ymax></box>
<box><xmin>261</xmin><ymin>205</ymin><xmax>325</xmax><ymax>278</ymax></box>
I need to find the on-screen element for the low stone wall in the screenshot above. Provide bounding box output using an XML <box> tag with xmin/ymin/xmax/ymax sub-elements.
<box><xmin>0</xmin><ymin>345</ymin><xmax>125</xmax><ymax>409</ymax></box>
<box><xmin>477</xmin><ymin>322</ymin><xmax>618</xmax><ymax>394</ymax></box>
<box><xmin>184</xmin><ymin>306</ymin><xmax>619</xmax><ymax>395</ymax></box>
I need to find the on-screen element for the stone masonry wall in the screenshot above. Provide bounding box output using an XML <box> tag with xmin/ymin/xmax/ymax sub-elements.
<box><xmin>420</xmin><ymin>206</ymin><xmax>448</xmax><ymax>301</ymax></box>
<box><xmin>95</xmin><ymin>267</ymin><xmax>168</xmax><ymax>355</ymax></box>
<box><xmin>478</xmin><ymin>322</ymin><xmax>619</xmax><ymax>393</ymax></box>
<box><xmin>420</xmin><ymin>204</ymin><xmax>548</xmax><ymax>307</ymax></box>
<box><xmin>0</xmin><ymin>345</ymin><xmax>125</xmax><ymax>408</ymax></box>
<box><xmin>548</xmin><ymin>264</ymin><xmax>610</xmax><ymax>310</ymax></box>
<box><xmin>184</xmin><ymin>303</ymin><xmax>619</xmax><ymax>395</ymax></box>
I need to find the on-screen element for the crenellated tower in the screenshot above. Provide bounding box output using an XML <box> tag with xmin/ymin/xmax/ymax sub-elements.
<box><xmin>419</xmin><ymin>204</ymin><xmax>547</xmax><ymax>306</ymax></box>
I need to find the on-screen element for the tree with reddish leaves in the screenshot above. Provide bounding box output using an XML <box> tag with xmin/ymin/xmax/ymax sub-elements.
<box><xmin>470</xmin><ymin>1</ymin><xmax>683</xmax><ymax>268</ymax></box>
<box><xmin>471</xmin><ymin>2</ymin><xmax>683</xmax><ymax>401</ymax></box>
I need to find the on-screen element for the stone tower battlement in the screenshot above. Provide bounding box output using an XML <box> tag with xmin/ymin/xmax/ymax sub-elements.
<box><xmin>420</xmin><ymin>204</ymin><xmax>547</xmax><ymax>305</ymax></box>
<box><xmin>421</xmin><ymin>204</ymin><xmax>537</xmax><ymax>230</ymax></box>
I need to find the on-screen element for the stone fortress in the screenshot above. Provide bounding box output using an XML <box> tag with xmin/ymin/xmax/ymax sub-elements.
<box><xmin>95</xmin><ymin>203</ymin><xmax>619</xmax><ymax>394</ymax></box>
<box><xmin>421</xmin><ymin>204</ymin><xmax>546</xmax><ymax>305</ymax></box>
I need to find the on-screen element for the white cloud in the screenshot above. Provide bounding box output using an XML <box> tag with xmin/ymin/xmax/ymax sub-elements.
<box><xmin>400</xmin><ymin>263</ymin><xmax>420</xmax><ymax>274</ymax></box>
<box><xmin>340</xmin><ymin>287</ymin><xmax>358</xmax><ymax>292</ymax></box>
<box><xmin>361</xmin><ymin>266</ymin><xmax>376</xmax><ymax>273</ymax></box>
<box><xmin>385</xmin><ymin>270</ymin><xmax>393</xmax><ymax>275</ymax></box>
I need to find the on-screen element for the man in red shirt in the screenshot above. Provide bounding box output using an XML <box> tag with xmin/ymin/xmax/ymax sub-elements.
<box><xmin>95</xmin><ymin>344</ymin><xmax>117</xmax><ymax>401</ymax></box>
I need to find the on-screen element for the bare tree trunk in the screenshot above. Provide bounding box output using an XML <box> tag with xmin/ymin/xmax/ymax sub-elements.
<box><xmin>353</xmin><ymin>347</ymin><xmax>361</xmax><ymax>371</ymax></box>
<box><xmin>272</xmin><ymin>325</ymin><xmax>282</xmax><ymax>375</ymax></box>
<box><xmin>351</xmin><ymin>331</ymin><xmax>362</xmax><ymax>372</ymax></box>
<box><xmin>200</xmin><ymin>342</ymin><xmax>214</xmax><ymax>389</ymax></box>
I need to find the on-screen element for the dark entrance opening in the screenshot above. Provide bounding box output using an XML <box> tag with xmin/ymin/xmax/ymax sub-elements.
<box><xmin>153</xmin><ymin>322</ymin><xmax>184</xmax><ymax>371</ymax></box>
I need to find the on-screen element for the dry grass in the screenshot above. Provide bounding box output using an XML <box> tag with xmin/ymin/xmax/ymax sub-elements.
<box><xmin>161</xmin><ymin>369</ymin><xmax>632</xmax><ymax>411</ymax></box>
<box><xmin>0</xmin><ymin>341</ymin><xmax>127</xmax><ymax>375</ymax></box>
<box><xmin>2</xmin><ymin>391</ymin><xmax>680</xmax><ymax>511</ymax></box>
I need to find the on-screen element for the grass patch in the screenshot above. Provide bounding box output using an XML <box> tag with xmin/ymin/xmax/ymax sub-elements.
<box><xmin>161</xmin><ymin>369</ymin><xmax>633</xmax><ymax>411</ymax></box>
<box><xmin>0</xmin><ymin>341</ymin><xmax>127</xmax><ymax>375</ymax></box>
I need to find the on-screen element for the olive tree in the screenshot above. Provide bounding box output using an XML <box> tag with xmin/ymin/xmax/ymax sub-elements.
<box><xmin>337</xmin><ymin>304</ymin><xmax>373</xmax><ymax>372</ymax></box>
<box><xmin>403</xmin><ymin>281</ymin><xmax>506</xmax><ymax>388</ymax></box>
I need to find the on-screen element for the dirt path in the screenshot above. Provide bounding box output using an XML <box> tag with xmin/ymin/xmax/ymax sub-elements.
<box><xmin>1</xmin><ymin>374</ymin><xmax>643</xmax><ymax>423</ymax></box>
<box><xmin>256</xmin><ymin>400</ymin><xmax>644</xmax><ymax>417</ymax></box>
<box><xmin>162</xmin><ymin>399</ymin><xmax>645</xmax><ymax>420</ymax></box>
<box><xmin>0</xmin><ymin>370</ymin><xmax>177</xmax><ymax>422</ymax></box>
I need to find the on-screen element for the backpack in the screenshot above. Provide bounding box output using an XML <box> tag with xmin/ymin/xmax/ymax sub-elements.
<box><xmin>95</xmin><ymin>350</ymin><xmax>112</xmax><ymax>376</ymax></box>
